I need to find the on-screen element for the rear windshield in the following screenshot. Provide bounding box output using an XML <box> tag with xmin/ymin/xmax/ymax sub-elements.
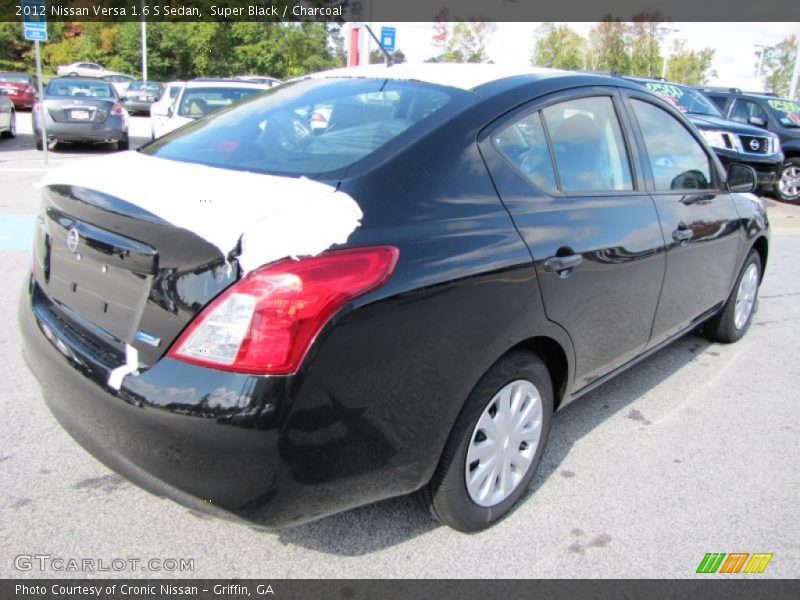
<box><xmin>142</xmin><ymin>78</ymin><xmax>467</xmax><ymax>178</ymax></box>
<box><xmin>177</xmin><ymin>86</ymin><xmax>263</xmax><ymax>118</ymax></box>
<box><xmin>129</xmin><ymin>82</ymin><xmax>162</xmax><ymax>92</ymax></box>
<box><xmin>643</xmin><ymin>82</ymin><xmax>723</xmax><ymax>117</ymax></box>
<box><xmin>766</xmin><ymin>98</ymin><xmax>800</xmax><ymax>128</ymax></box>
<box><xmin>46</xmin><ymin>80</ymin><xmax>114</xmax><ymax>98</ymax></box>
<box><xmin>0</xmin><ymin>74</ymin><xmax>30</xmax><ymax>84</ymax></box>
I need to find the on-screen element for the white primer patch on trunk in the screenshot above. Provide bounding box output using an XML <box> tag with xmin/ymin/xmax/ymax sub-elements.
<box><xmin>39</xmin><ymin>152</ymin><xmax>363</xmax><ymax>274</ymax></box>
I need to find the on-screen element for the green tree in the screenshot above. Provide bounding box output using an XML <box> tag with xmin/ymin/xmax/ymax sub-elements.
<box><xmin>443</xmin><ymin>22</ymin><xmax>495</xmax><ymax>63</ymax></box>
<box><xmin>762</xmin><ymin>35</ymin><xmax>798</xmax><ymax>98</ymax></box>
<box><xmin>665</xmin><ymin>39</ymin><xmax>716</xmax><ymax>85</ymax></box>
<box><xmin>532</xmin><ymin>23</ymin><xmax>586</xmax><ymax>70</ymax></box>
<box><xmin>628</xmin><ymin>15</ymin><xmax>663</xmax><ymax>78</ymax></box>
<box><xmin>588</xmin><ymin>19</ymin><xmax>631</xmax><ymax>74</ymax></box>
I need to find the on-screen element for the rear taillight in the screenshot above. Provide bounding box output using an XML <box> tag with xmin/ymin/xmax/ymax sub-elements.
<box><xmin>33</xmin><ymin>102</ymin><xmax>42</xmax><ymax>113</ymax></box>
<box><xmin>168</xmin><ymin>246</ymin><xmax>399</xmax><ymax>375</ymax></box>
<box><xmin>26</xmin><ymin>86</ymin><xmax>35</xmax><ymax>94</ymax></box>
<box><xmin>111</xmin><ymin>103</ymin><xmax>124</xmax><ymax>116</ymax></box>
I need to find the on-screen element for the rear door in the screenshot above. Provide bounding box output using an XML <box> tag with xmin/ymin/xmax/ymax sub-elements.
<box><xmin>621</xmin><ymin>91</ymin><xmax>742</xmax><ymax>345</ymax></box>
<box><xmin>480</xmin><ymin>88</ymin><xmax>666</xmax><ymax>389</ymax></box>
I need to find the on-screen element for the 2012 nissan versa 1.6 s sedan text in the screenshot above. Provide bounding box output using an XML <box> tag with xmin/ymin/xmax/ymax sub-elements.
<box><xmin>20</xmin><ymin>65</ymin><xmax>769</xmax><ymax>532</ymax></box>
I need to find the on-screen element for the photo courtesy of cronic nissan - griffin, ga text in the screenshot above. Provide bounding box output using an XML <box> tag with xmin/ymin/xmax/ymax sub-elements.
<box><xmin>20</xmin><ymin>65</ymin><xmax>769</xmax><ymax>531</ymax></box>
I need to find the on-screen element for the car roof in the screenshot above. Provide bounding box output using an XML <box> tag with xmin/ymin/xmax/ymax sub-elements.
<box><xmin>307</xmin><ymin>63</ymin><xmax>627</xmax><ymax>93</ymax></box>
<box><xmin>49</xmin><ymin>77</ymin><xmax>112</xmax><ymax>84</ymax></box>
<box><xmin>184</xmin><ymin>79</ymin><xmax>269</xmax><ymax>89</ymax></box>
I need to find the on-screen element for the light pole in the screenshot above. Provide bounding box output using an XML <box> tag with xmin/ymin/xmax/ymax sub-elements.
<box><xmin>659</xmin><ymin>27</ymin><xmax>680</xmax><ymax>80</ymax></box>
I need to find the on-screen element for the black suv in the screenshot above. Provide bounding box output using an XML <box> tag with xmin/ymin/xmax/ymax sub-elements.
<box><xmin>624</xmin><ymin>78</ymin><xmax>783</xmax><ymax>194</ymax></box>
<box><xmin>699</xmin><ymin>87</ymin><xmax>800</xmax><ymax>202</ymax></box>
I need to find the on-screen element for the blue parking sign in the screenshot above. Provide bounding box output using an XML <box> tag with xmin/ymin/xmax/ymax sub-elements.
<box><xmin>24</xmin><ymin>27</ymin><xmax>48</xmax><ymax>41</ymax></box>
<box><xmin>380</xmin><ymin>27</ymin><xmax>396</xmax><ymax>52</ymax></box>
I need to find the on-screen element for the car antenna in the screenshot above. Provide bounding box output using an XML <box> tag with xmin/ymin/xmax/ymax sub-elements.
<box><xmin>364</xmin><ymin>24</ymin><xmax>394</xmax><ymax>67</ymax></box>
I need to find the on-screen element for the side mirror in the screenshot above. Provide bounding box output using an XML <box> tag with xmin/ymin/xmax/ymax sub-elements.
<box><xmin>167</xmin><ymin>105</ymin><xmax>174</xmax><ymax>118</ymax></box>
<box><xmin>727</xmin><ymin>163</ymin><xmax>758</xmax><ymax>193</ymax></box>
<box><xmin>748</xmin><ymin>116</ymin><xmax>767</xmax><ymax>128</ymax></box>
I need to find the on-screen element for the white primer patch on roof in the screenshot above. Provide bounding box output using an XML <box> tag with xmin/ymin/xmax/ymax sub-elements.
<box><xmin>39</xmin><ymin>152</ymin><xmax>363</xmax><ymax>274</ymax></box>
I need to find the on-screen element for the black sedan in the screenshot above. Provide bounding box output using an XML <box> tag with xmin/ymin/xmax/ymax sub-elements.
<box><xmin>20</xmin><ymin>65</ymin><xmax>769</xmax><ymax>531</ymax></box>
<box><xmin>32</xmin><ymin>77</ymin><xmax>129</xmax><ymax>151</ymax></box>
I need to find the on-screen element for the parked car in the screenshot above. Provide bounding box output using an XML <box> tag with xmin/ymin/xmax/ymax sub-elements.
<box><xmin>625</xmin><ymin>78</ymin><xmax>783</xmax><ymax>193</ymax></box>
<box><xmin>56</xmin><ymin>62</ymin><xmax>112</xmax><ymax>78</ymax></box>
<box><xmin>20</xmin><ymin>65</ymin><xmax>769</xmax><ymax>532</ymax></box>
<box><xmin>157</xmin><ymin>78</ymin><xmax>268</xmax><ymax>137</ymax></box>
<box><xmin>0</xmin><ymin>89</ymin><xmax>15</xmax><ymax>138</ymax></box>
<box><xmin>122</xmin><ymin>80</ymin><xmax>164</xmax><ymax>114</ymax></box>
<box><xmin>101</xmin><ymin>73</ymin><xmax>136</xmax><ymax>97</ymax></box>
<box><xmin>32</xmin><ymin>77</ymin><xmax>129</xmax><ymax>151</ymax></box>
<box><xmin>150</xmin><ymin>80</ymin><xmax>184</xmax><ymax>139</ymax></box>
<box><xmin>0</xmin><ymin>72</ymin><xmax>38</xmax><ymax>109</ymax></box>
<box><xmin>697</xmin><ymin>87</ymin><xmax>800</xmax><ymax>202</ymax></box>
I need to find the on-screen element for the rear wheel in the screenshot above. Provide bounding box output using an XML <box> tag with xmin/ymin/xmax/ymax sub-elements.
<box><xmin>116</xmin><ymin>133</ymin><xmax>129</xmax><ymax>151</ymax></box>
<box><xmin>704</xmin><ymin>250</ymin><xmax>762</xmax><ymax>343</ymax></box>
<box><xmin>1</xmin><ymin>111</ymin><xmax>15</xmax><ymax>138</ymax></box>
<box><xmin>774</xmin><ymin>158</ymin><xmax>800</xmax><ymax>202</ymax></box>
<box><xmin>420</xmin><ymin>351</ymin><xmax>553</xmax><ymax>532</ymax></box>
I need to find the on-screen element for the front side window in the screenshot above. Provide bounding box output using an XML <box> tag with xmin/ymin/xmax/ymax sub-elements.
<box><xmin>492</xmin><ymin>111</ymin><xmax>558</xmax><ymax>194</ymax></box>
<box><xmin>730</xmin><ymin>99</ymin><xmax>768</xmax><ymax>125</ymax></box>
<box><xmin>541</xmin><ymin>96</ymin><xmax>633</xmax><ymax>193</ymax></box>
<box><xmin>631</xmin><ymin>99</ymin><xmax>714</xmax><ymax>192</ymax></box>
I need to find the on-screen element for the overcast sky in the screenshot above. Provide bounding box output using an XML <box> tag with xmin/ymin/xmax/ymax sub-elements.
<box><xmin>370</xmin><ymin>22</ymin><xmax>800</xmax><ymax>90</ymax></box>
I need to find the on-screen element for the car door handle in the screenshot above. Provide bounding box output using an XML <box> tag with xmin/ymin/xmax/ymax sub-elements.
<box><xmin>672</xmin><ymin>226</ymin><xmax>692</xmax><ymax>243</ymax></box>
<box><xmin>543</xmin><ymin>254</ymin><xmax>583</xmax><ymax>273</ymax></box>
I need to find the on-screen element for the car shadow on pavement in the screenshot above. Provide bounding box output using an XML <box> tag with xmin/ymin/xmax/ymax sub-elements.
<box><xmin>272</xmin><ymin>333</ymin><xmax>711</xmax><ymax>556</ymax></box>
<box><xmin>0</xmin><ymin>132</ymin><xmax>35</xmax><ymax>153</ymax></box>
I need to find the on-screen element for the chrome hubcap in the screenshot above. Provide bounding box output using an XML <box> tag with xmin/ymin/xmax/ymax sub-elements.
<box><xmin>734</xmin><ymin>263</ymin><xmax>759</xmax><ymax>330</ymax></box>
<box><xmin>465</xmin><ymin>379</ymin><xmax>543</xmax><ymax>507</ymax></box>
<box><xmin>778</xmin><ymin>165</ymin><xmax>800</xmax><ymax>198</ymax></box>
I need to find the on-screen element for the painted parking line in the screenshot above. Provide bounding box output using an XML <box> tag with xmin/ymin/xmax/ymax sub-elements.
<box><xmin>0</xmin><ymin>215</ymin><xmax>36</xmax><ymax>252</ymax></box>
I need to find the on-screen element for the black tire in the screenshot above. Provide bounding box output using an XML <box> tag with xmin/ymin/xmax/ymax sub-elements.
<box><xmin>703</xmin><ymin>250</ymin><xmax>762</xmax><ymax>343</ymax></box>
<box><xmin>68</xmin><ymin>72</ymin><xmax>78</xmax><ymax>77</ymax></box>
<box><xmin>774</xmin><ymin>157</ymin><xmax>800</xmax><ymax>203</ymax></box>
<box><xmin>116</xmin><ymin>133</ymin><xmax>129</xmax><ymax>151</ymax></box>
<box><xmin>1</xmin><ymin>111</ymin><xmax>15</xmax><ymax>138</ymax></box>
<box><xmin>420</xmin><ymin>351</ymin><xmax>553</xmax><ymax>532</ymax></box>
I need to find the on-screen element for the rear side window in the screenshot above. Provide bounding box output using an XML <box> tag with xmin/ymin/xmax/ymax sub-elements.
<box><xmin>542</xmin><ymin>96</ymin><xmax>633</xmax><ymax>193</ymax></box>
<box><xmin>144</xmin><ymin>78</ymin><xmax>466</xmax><ymax>178</ymax></box>
<box><xmin>492</xmin><ymin>112</ymin><xmax>558</xmax><ymax>194</ymax></box>
<box><xmin>631</xmin><ymin>99</ymin><xmax>714</xmax><ymax>192</ymax></box>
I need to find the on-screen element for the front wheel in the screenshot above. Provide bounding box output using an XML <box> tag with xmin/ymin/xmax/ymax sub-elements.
<box><xmin>704</xmin><ymin>250</ymin><xmax>762</xmax><ymax>343</ymax></box>
<box><xmin>420</xmin><ymin>351</ymin><xmax>553</xmax><ymax>532</ymax></box>
<box><xmin>774</xmin><ymin>158</ymin><xmax>800</xmax><ymax>202</ymax></box>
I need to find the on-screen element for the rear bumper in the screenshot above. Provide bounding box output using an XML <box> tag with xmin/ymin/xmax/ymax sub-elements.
<box><xmin>18</xmin><ymin>275</ymin><xmax>419</xmax><ymax>527</ymax></box>
<box><xmin>7</xmin><ymin>92</ymin><xmax>35</xmax><ymax>108</ymax></box>
<box><xmin>34</xmin><ymin>114</ymin><xmax>127</xmax><ymax>143</ymax></box>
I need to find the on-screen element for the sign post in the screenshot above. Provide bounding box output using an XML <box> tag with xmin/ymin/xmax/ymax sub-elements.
<box><xmin>23</xmin><ymin>0</ymin><xmax>48</xmax><ymax>163</ymax></box>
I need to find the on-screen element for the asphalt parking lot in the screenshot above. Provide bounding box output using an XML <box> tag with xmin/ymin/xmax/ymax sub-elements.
<box><xmin>1</xmin><ymin>113</ymin><xmax>799</xmax><ymax>579</ymax></box>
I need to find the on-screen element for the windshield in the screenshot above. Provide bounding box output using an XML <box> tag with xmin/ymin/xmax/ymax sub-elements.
<box><xmin>129</xmin><ymin>82</ymin><xmax>162</xmax><ymax>92</ymax></box>
<box><xmin>643</xmin><ymin>82</ymin><xmax>723</xmax><ymax>117</ymax></box>
<box><xmin>766</xmin><ymin>98</ymin><xmax>800</xmax><ymax>128</ymax></box>
<box><xmin>0</xmin><ymin>74</ymin><xmax>30</xmax><ymax>84</ymax></box>
<box><xmin>46</xmin><ymin>80</ymin><xmax>114</xmax><ymax>98</ymax></box>
<box><xmin>143</xmin><ymin>78</ymin><xmax>468</xmax><ymax>178</ymax></box>
<box><xmin>176</xmin><ymin>86</ymin><xmax>262</xmax><ymax>118</ymax></box>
